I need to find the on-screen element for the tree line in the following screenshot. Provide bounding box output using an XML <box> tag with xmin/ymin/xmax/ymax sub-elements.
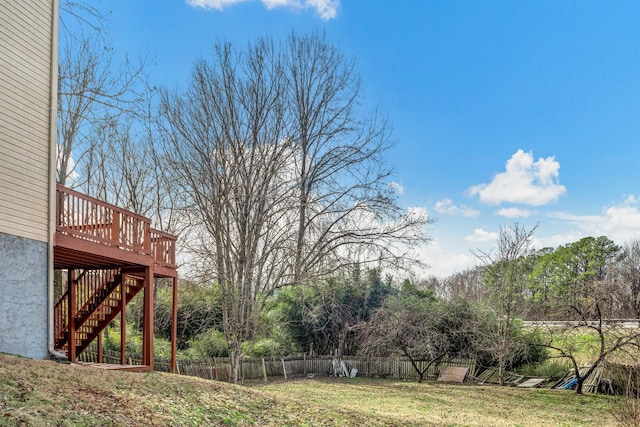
<box><xmin>57</xmin><ymin>4</ymin><xmax>640</xmax><ymax>389</ymax></box>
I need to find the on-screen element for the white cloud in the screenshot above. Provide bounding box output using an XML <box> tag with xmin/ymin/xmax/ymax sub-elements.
<box><xmin>306</xmin><ymin>0</ymin><xmax>339</xmax><ymax>19</ymax></box>
<box><xmin>496</xmin><ymin>207</ymin><xmax>531</xmax><ymax>218</ymax></box>
<box><xmin>625</xmin><ymin>194</ymin><xmax>640</xmax><ymax>205</ymax></box>
<box><xmin>187</xmin><ymin>0</ymin><xmax>248</xmax><ymax>9</ymax></box>
<box><xmin>549</xmin><ymin>195</ymin><xmax>640</xmax><ymax>244</ymax></box>
<box><xmin>411</xmin><ymin>239</ymin><xmax>478</xmax><ymax>278</ymax></box>
<box><xmin>186</xmin><ymin>0</ymin><xmax>339</xmax><ymax>19</ymax></box>
<box><xmin>411</xmin><ymin>194</ymin><xmax>640</xmax><ymax>280</ymax></box>
<box><xmin>263</xmin><ymin>0</ymin><xmax>294</xmax><ymax>7</ymax></box>
<box><xmin>434</xmin><ymin>198</ymin><xmax>479</xmax><ymax>217</ymax></box>
<box><xmin>468</xmin><ymin>149</ymin><xmax>566</xmax><ymax>206</ymax></box>
<box><xmin>389</xmin><ymin>181</ymin><xmax>404</xmax><ymax>195</ymax></box>
<box><xmin>464</xmin><ymin>228</ymin><xmax>498</xmax><ymax>243</ymax></box>
<box><xmin>535</xmin><ymin>231</ymin><xmax>586</xmax><ymax>250</ymax></box>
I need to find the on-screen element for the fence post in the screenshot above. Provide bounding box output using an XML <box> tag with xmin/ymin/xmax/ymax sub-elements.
<box><xmin>366</xmin><ymin>355</ymin><xmax>370</xmax><ymax>377</ymax></box>
<box><xmin>262</xmin><ymin>358</ymin><xmax>268</xmax><ymax>382</ymax></box>
<box><xmin>303</xmin><ymin>353</ymin><xmax>307</xmax><ymax>377</ymax></box>
<box><xmin>282</xmin><ymin>358</ymin><xmax>287</xmax><ymax>380</ymax></box>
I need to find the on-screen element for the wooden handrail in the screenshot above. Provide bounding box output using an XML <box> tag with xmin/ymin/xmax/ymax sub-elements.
<box><xmin>55</xmin><ymin>185</ymin><xmax>177</xmax><ymax>268</ymax></box>
<box><xmin>150</xmin><ymin>228</ymin><xmax>177</xmax><ymax>268</ymax></box>
<box><xmin>56</xmin><ymin>184</ymin><xmax>150</xmax><ymax>223</ymax></box>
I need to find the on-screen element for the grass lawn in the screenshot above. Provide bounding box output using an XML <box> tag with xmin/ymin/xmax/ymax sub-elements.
<box><xmin>0</xmin><ymin>353</ymin><xmax>621</xmax><ymax>426</ymax></box>
<box><xmin>257</xmin><ymin>377</ymin><xmax>618</xmax><ymax>426</ymax></box>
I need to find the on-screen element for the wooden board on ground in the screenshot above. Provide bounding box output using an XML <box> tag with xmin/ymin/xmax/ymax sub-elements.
<box><xmin>517</xmin><ymin>378</ymin><xmax>546</xmax><ymax>388</ymax></box>
<box><xmin>438</xmin><ymin>367</ymin><xmax>468</xmax><ymax>383</ymax></box>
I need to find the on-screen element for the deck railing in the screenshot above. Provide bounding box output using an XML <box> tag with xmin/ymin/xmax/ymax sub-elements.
<box><xmin>56</xmin><ymin>185</ymin><xmax>176</xmax><ymax>268</ymax></box>
<box><xmin>151</xmin><ymin>229</ymin><xmax>177</xmax><ymax>268</ymax></box>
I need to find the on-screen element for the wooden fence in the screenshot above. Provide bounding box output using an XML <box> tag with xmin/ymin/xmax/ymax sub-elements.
<box><xmin>79</xmin><ymin>348</ymin><xmax>640</xmax><ymax>395</ymax></box>
<box><xmin>78</xmin><ymin>348</ymin><xmax>477</xmax><ymax>383</ymax></box>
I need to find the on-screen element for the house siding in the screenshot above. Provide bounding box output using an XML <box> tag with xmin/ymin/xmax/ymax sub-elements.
<box><xmin>0</xmin><ymin>1</ymin><xmax>57</xmax><ymax>360</ymax></box>
<box><xmin>0</xmin><ymin>0</ymin><xmax>54</xmax><ymax>242</ymax></box>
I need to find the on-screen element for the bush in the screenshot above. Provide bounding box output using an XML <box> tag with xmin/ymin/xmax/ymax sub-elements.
<box><xmin>506</xmin><ymin>328</ymin><xmax>549</xmax><ymax>370</ymax></box>
<box><xmin>188</xmin><ymin>329</ymin><xmax>228</xmax><ymax>358</ymax></box>
<box><xmin>102</xmin><ymin>323</ymin><xmax>143</xmax><ymax>355</ymax></box>
<box><xmin>517</xmin><ymin>360</ymin><xmax>571</xmax><ymax>378</ymax></box>
<box><xmin>243</xmin><ymin>337</ymin><xmax>296</xmax><ymax>358</ymax></box>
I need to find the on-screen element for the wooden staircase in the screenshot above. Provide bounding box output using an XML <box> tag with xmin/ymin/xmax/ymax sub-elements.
<box><xmin>54</xmin><ymin>184</ymin><xmax>178</xmax><ymax>370</ymax></box>
<box><xmin>54</xmin><ymin>268</ymin><xmax>145</xmax><ymax>357</ymax></box>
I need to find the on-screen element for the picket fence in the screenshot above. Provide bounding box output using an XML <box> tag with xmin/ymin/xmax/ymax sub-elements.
<box><xmin>78</xmin><ymin>348</ymin><xmax>476</xmax><ymax>383</ymax></box>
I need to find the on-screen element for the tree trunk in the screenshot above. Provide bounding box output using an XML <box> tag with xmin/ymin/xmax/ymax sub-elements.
<box><xmin>498</xmin><ymin>333</ymin><xmax>508</xmax><ymax>386</ymax></box>
<box><xmin>228</xmin><ymin>340</ymin><xmax>243</xmax><ymax>384</ymax></box>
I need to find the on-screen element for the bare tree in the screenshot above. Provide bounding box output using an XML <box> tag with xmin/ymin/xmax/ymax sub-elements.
<box><xmin>360</xmin><ymin>292</ymin><xmax>493</xmax><ymax>383</ymax></box>
<box><xmin>440</xmin><ymin>267</ymin><xmax>486</xmax><ymax>302</ymax></box>
<box><xmin>615</xmin><ymin>240</ymin><xmax>640</xmax><ymax>319</ymax></box>
<box><xmin>535</xmin><ymin>299</ymin><xmax>640</xmax><ymax>394</ymax></box>
<box><xmin>360</xmin><ymin>294</ymin><xmax>442</xmax><ymax>383</ymax></box>
<box><xmin>57</xmin><ymin>1</ymin><xmax>148</xmax><ymax>187</ymax></box>
<box><xmin>161</xmin><ymin>38</ymin><xmax>298</xmax><ymax>382</ymax></box>
<box><xmin>58</xmin><ymin>2</ymin><xmax>182</xmax><ymax>234</ymax></box>
<box><xmin>283</xmin><ymin>32</ymin><xmax>423</xmax><ymax>281</ymax></box>
<box><xmin>474</xmin><ymin>222</ymin><xmax>538</xmax><ymax>385</ymax></box>
<box><xmin>79</xmin><ymin>89</ymin><xmax>184</xmax><ymax>235</ymax></box>
<box><xmin>528</xmin><ymin>237</ymin><xmax>638</xmax><ymax>394</ymax></box>
<box><xmin>160</xmin><ymin>33</ymin><xmax>430</xmax><ymax>382</ymax></box>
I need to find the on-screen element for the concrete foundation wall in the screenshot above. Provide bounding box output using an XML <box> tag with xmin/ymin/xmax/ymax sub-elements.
<box><xmin>0</xmin><ymin>232</ymin><xmax>49</xmax><ymax>359</ymax></box>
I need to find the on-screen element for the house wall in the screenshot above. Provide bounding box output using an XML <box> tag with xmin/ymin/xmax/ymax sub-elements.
<box><xmin>0</xmin><ymin>233</ymin><xmax>49</xmax><ymax>359</ymax></box>
<box><xmin>0</xmin><ymin>1</ymin><xmax>57</xmax><ymax>359</ymax></box>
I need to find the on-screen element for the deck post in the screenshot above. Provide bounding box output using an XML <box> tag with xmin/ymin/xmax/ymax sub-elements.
<box><xmin>111</xmin><ymin>211</ymin><xmax>120</xmax><ymax>247</ymax></box>
<box><xmin>68</xmin><ymin>269</ymin><xmax>76</xmax><ymax>362</ymax></box>
<box><xmin>143</xmin><ymin>266</ymin><xmax>154</xmax><ymax>368</ymax></box>
<box><xmin>97</xmin><ymin>329</ymin><xmax>103</xmax><ymax>363</ymax></box>
<box><xmin>171</xmin><ymin>275</ymin><xmax>178</xmax><ymax>373</ymax></box>
<box><xmin>120</xmin><ymin>275</ymin><xmax>126</xmax><ymax>365</ymax></box>
<box><xmin>143</xmin><ymin>223</ymin><xmax>151</xmax><ymax>254</ymax></box>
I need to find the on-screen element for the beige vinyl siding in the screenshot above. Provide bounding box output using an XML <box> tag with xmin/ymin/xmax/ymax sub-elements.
<box><xmin>0</xmin><ymin>1</ymin><xmax>54</xmax><ymax>242</ymax></box>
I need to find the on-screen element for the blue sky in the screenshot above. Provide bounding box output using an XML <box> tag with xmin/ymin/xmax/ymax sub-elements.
<box><xmin>83</xmin><ymin>0</ymin><xmax>640</xmax><ymax>277</ymax></box>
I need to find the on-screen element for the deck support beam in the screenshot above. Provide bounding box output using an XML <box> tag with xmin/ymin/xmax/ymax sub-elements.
<box><xmin>97</xmin><ymin>330</ymin><xmax>103</xmax><ymax>363</ymax></box>
<box><xmin>171</xmin><ymin>275</ymin><xmax>178</xmax><ymax>373</ymax></box>
<box><xmin>68</xmin><ymin>269</ymin><xmax>76</xmax><ymax>362</ymax></box>
<box><xmin>120</xmin><ymin>276</ymin><xmax>127</xmax><ymax>365</ymax></box>
<box><xmin>142</xmin><ymin>266</ymin><xmax>154</xmax><ymax>369</ymax></box>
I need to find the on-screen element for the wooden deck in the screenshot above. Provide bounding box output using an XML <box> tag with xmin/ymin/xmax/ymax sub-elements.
<box><xmin>54</xmin><ymin>184</ymin><xmax>177</xmax><ymax>277</ymax></box>
<box><xmin>77</xmin><ymin>362</ymin><xmax>153</xmax><ymax>372</ymax></box>
<box><xmin>53</xmin><ymin>184</ymin><xmax>178</xmax><ymax>371</ymax></box>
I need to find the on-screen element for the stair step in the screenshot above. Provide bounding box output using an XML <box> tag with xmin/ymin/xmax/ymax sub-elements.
<box><xmin>54</xmin><ymin>270</ymin><xmax>149</xmax><ymax>356</ymax></box>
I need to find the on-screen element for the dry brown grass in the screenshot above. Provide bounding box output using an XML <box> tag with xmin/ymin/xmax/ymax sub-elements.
<box><xmin>0</xmin><ymin>353</ymin><xmax>621</xmax><ymax>426</ymax></box>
